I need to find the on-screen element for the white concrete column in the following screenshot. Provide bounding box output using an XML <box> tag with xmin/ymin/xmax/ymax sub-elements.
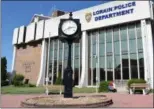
<box><xmin>79</xmin><ymin>31</ymin><xmax>88</xmax><ymax>87</ymax></box>
<box><xmin>46</xmin><ymin>38</ymin><xmax>50</xmax><ymax>84</ymax></box>
<box><xmin>127</xmin><ymin>24</ymin><xmax>131</xmax><ymax>79</ymax></box>
<box><xmin>36</xmin><ymin>39</ymin><xmax>47</xmax><ymax>86</ymax></box>
<box><xmin>90</xmin><ymin>33</ymin><xmax>93</xmax><ymax>85</ymax></box>
<box><xmin>11</xmin><ymin>45</ymin><xmax>17</xmax><ymax>73</ymax></box>
<box><xmin>135</xmin><ymin>23</ymin><xmax>140</xmax><ymax>79</ymax></box>
<box><xmin>141</xmin><ymin>20</ymin><xmax>149</xmax><ymax>83</ymax></box>
<box><xmin>145</xmin><ymin>20</ymin><xmax>153</xmax><ymax>88</ymax></box>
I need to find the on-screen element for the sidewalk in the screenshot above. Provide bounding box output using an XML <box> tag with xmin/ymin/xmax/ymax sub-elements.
<box><xmin>1</xmin><ymin>93</ymin><xmax>153</xmax><ymax>108</ymax></box>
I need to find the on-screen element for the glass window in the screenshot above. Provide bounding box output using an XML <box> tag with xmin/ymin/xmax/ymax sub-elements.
<box><xmin>93</xmin><ymin>57</ymin><xmax>96</xmax><ymax>68</ymax></box>
<box><xmin>106</xmin><ymin>43</ymin><xmax>112</xmax><ymax>53</ymax></box>
<box><xmin>75</xmin><ymin>47</ymin><xmax>79</xmax><ymax>57</ymax></box>
<box><xmin>114</xmin><ymin>55</ymin><xmax>120</xmax><ymax>68</ymax></box>
<box><xmin>59</xmin><ymin>49</ymin><xmax>62</xmax><ymax>61</ymax></box>
<box><xmin>121</xmin><ymin>41</ymin><xmax>128</xmax><ymax>52</ymax></box>
<box><xmin>99</xmin><ymin>43</ymin><xmax>105</xmax><ymax>56</ymax></box>
<box><xmin>64</xmin><ymin>43</ymin><xmax>68</xmax><ymax>49</ymax></box>
<box><xmin>64</xmin><ymin>60</ymin><xmax>67</xmax><ymax>68</ymax></box>
<box><xmin>100</xmin><ymin>56</ymin><xmax>105</xmax><ymax>68</ymax></box>
<box><xmin>64</xmin><ymin>47</ymin><xmax>68</xmax><ymax>59</ymax></box>
<box><xmin>136</xmin><ymin>22</ymin><xmax>141</xmax><ymax>38</ymax></box>
<box><xmin>114</xmin><ymin>55</ymin><xmax>121</xmax><ymax>79</ymax></box>
<box><xmin>107</xmin><ymin>56</ymin><xmax>112</xmax><ymax>69</ymax></box>
<box><xmin>128</xmin><ymin>23</ymin><xmax>135</xmax><ymax>39</ymax></box>
<box><xmin>122</xmin><ymin>54</ymin><xmax>129</xmax><ymax>79</ymax></box>
<box><xmin>122</xmin><ymin>54</ymin><xmax>129</xmax><ymax>68</ymax></box>
<box><xmin>74</xmin><ymin>58</ymin><xmax>79</xmax><ymax>68</ymax></box>
<box><xmin>54</xmin><ymin>49</ymin><xmax>57</xmax><ymax>59</ymax></box>
<box><xmin>138</xmin><ymin>53</ymin><xmax>144</xmax><ymax>79</ymax></box>
<box><xmin>130</xmin><ymin>54</ymin><xmax>138</xmax><ymax>79</ymax></box>
<box><xmin>75</xmin><ymin>43</ymin><xmax>79</xmax><ymax>57</ymax></box>
<box><xmin>137</xmin><ymin>38</ymin><xmax>143</xmax><ymax>50</ymax></box>
<box><xmin>114</xmin><ymin>41</ymin><xmax>120</xmax><ymax>55</ymax></box>
<box><xmin>93</xmin><ymin>44</ymin><xmax>96</xmax><ymax>55</ymax></box>
<box><xmin>99</xmin><ymin>30</ymin><xmax>105</xmax><ymax>43</ymax></box>
<box><xmin>59</xmin><ymin>41</ymin><xmax>63</xmax><ymax>49</ymax></box>
<box><xmin>120</xmin><ymin>25</ymin><xmax>127</xmax><ymax>41</ymax></box>
<box><xmin>129</xmin><ymin>39</ymin><xmax>136</xmax><ymax>53</ymax></box>
<box><xmin>106</xmin><ymin>55</ymin><xmax>113</xmax><ymax>80</ymax></box>
<box><xmin>92</xmin><ymin>33</ymin><xmax>97</xmax><ymax>44</ymax></box>
<box><xmin>106</xmin><ymin>29</ymin><xmax>112</xmax><ymax>43</ymax></box>
<box><xmin>113</xmin><ymin>27</ymin><xmax>119</xmax><ymax>41</ymax></box>
<box><xmin>54</xmin><ymin>40</ymin><xmax>58</xmax><ymax>50</ymax></box>
<box><xmin>138</xmin><ymin>53</ymin><xmax>144</xmax><ymax>67</ymax></box>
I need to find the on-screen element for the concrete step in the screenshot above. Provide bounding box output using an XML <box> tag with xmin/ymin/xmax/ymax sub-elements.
<box><xmin>116</xmin><ymin>87</ymin><xmax>128</xmax><ymax>93</ymax></box>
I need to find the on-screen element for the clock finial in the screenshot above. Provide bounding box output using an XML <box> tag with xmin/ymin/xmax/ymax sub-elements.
<box><xmin>69</xmin><ymin>12</ymin><xmax>73</xmax><ymax>19</ymax></box>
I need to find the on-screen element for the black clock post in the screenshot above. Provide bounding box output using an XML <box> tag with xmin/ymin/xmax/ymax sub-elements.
<box><xmin>58</xmin><ymin>12</ymin><xmax>81</xmax><ymax>98</ymax></box>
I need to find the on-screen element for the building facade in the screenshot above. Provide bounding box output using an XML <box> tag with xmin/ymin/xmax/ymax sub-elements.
<box><xmin>12</xmin><ymin>1</ymin><xmax>154</xmax><ymax>88</ymax></box>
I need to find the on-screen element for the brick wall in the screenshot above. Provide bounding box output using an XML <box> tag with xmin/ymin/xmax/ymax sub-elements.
<box><xmin>14</xmin><ymin>40</ymin><xmax>42</xmax><ymax>84</ymax></box>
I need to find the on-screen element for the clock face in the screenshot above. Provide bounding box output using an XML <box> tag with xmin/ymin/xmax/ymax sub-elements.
<box><xmin>62</xmin><ymin>20</ymin><xmax>78</xmax><ymax>35</ymax></box>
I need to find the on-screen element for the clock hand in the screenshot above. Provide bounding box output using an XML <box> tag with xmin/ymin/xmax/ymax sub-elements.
<box><xmin>64</xmin><ymin>27</ymin><xmax>75</xmax><ymax>32</ymax></box>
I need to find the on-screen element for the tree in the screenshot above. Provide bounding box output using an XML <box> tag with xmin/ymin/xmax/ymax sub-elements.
<box><xmin>1</xmin><ymin>57</ymin><xmax>7</xmax><ymax>81</ymax></box>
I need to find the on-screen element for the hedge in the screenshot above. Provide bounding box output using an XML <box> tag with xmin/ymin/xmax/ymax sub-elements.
<box><xmin>13</xmin><ymin>74</ymin><xmax>24</xmax><ymax>86</ymax></box>
<box><xmin>99</xmin><ymin>81</ymin><xmax>111</xmax><ymax>92</ymax></box>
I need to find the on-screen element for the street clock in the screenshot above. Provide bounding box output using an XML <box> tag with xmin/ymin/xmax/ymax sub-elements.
<box><xmin>58</xmin><ymin>12</ymin><xmax>81</xmax><ymax>42</ymax></box>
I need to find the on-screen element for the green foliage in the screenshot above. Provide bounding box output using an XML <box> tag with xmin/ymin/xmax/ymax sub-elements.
<box><xmin>55</xmin><ymin>72</ymin><xmax>62</xmax><ymax>85</ymax></box>
<box><xmin>150</xmin><ymin>89</ymin><xmax>154</xmax><ymax>93</ymax></box>
<box><xmin>13</xmin><ymin>81</ymin><xmax>24</xmax><ymax>86</ymax></box>
<box><xmin>1</xmin><ymin>80</ymin><xmax>9</xmax><ymax>86</ymax></box>
<box><xmin>99</xmin><ymin>81</ymin><xmax>110</xmax><ymax>92</ymax></box>
<box><xmin>1</xmin><ymin>57</ymin><xmax>7</xmax><ymax>81</ymax></box>
<box><xmin>23</xmin><ymin>83</ymin><xmax>36</xmax><ymax>87</ymax></box>
<box><xmin>13</xmin><ymin>74</ymin><xmax>25</xmax><ymax>86</ymax></box>
<box><xmin>28</xmin><ymin>83</ymin><xmax>36</xmax><ymax>87</ymax></box>
<box><xmin>127</xmin><ymin>79</ymin><xmax>146</xmax><ymax>88</ymax></box>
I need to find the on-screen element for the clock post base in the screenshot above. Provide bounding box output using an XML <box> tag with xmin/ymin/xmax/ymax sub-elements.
<box><xmin>63</xmin><ymin>66</ymin><xmax>73</xmax><ymax>98</ymax></box>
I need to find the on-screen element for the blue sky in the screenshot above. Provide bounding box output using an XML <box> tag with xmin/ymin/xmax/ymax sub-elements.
<box><xmin>2</xmin><ymin>1</ymin><xmax>112</xmax><ymax>72</ymax></box>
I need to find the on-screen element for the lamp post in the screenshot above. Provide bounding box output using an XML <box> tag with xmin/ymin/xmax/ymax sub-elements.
<box><xmin>58</xmin><ymin>12</ymin><xmax>81</xmax><ymax>98</ymax></box>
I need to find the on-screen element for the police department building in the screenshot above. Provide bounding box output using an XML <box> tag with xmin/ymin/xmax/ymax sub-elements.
<box><xmin>12</xmin><ymin>1</ymin><xmax>154</xmax><ymax>88</ymax></box>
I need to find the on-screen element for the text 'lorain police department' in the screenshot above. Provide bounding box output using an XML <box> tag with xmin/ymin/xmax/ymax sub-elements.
<box><xmin>93</xmin><ymin>1</ymin><xmax>136</xmax><ymax>21</ymax></box>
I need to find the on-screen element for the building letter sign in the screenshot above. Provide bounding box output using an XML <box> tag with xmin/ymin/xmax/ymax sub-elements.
<box><xmin>93</xmin><ymin>1</ymin><xmax>136</xmax><ymax>21</ymax></box>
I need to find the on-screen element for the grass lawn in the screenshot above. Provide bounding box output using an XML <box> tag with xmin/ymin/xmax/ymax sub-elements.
<box><xmin>1</xmin><ymin>85</ymin><xmax>96</xmax><ymax>94</ymax></box>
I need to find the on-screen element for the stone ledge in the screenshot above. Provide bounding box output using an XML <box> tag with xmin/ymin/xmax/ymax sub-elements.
<box><xmin>21</xmin><ymin>95</ymin><xmax>113</xmax><ymax>108</ymax></box>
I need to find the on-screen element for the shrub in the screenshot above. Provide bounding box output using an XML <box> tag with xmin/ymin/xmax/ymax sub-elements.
<box><xmin>99</xmin><ymin>81</ymin><xmax>110</xmax><ymax>92</ymax></box>
<box><xmin>127</xmin><ymin>79</ymin><xmax>146</xmax><ymax>88</ymax></box>
<box><xmin>28</xmin><ymin>83</ymin><xmax>36</xmax><ymax>87</ymax></box>
<box><xmin>13</xmin><ymin>81</ymin><xmax>24</xmax><ymax>86</ymax></box>
<box><xmin>55</xmin><ymin>76</ymin><xmax>62</xmax><ymax>85</ymax></box>
<box><xmin>13</xmin><ymin>74</ymin><xmax>24</xmax><ymax>86</ymax></box>
<box><xmin>23</xmin><ymin>83</ymin><xmax>36</xmax><ymax>87</ymax></box>
<box><xmin>1</xmin><ymin>80</ymin><xmax>9</xmax><ymax>86</ymax></box>
<box><xmin>55</xmin><ymin>72</ymin><xmax>63</xmax><ymax>85</ymax></box>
